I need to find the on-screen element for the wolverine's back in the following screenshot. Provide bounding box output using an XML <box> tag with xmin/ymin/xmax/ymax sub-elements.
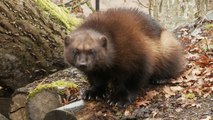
<box><xmin>79</xmin><ymin>8</ymin><xmax>162</xmax><ymax>40</ymax></box>
<box><xmin>76</xmin><ymin>8</ymin><xmax>166</xmax><ymax>71</ymax></box>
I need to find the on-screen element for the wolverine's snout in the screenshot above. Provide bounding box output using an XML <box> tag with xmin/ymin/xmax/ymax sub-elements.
<box><xmin>76</xmin><ymin>54</ymin><xmax>89</xmax><ymax>70</ymax></box>
<box><xmin>77</xmin><ymin>62</ymin><xmax>87</xmax><ymax>70</ymax></box>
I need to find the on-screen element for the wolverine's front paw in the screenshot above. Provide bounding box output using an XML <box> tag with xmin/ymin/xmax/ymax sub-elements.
<box><xmin>82</xmin><ymin>89</ymin><xmax>106</xmax><ymax>100</ymax></box>
<box><xmin>151</xmin><ymin>79</ymin><xmax>167</xmax><ymax>85</ymax></box>
<box><xmin>107</xmin><ymin>92</ymin><xmax>136</xmax><ymax>107</ymax></box>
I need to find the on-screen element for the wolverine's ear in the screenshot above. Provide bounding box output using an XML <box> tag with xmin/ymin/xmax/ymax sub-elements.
<box><xmin>64</xmin><ymin>35</ymin><xmax>72</xmax><ymax>47</ymax></box>
<box><xmin>100</xmin><ymin>36</ymin><xmax>107</xmax><ymax>48</ymax></box>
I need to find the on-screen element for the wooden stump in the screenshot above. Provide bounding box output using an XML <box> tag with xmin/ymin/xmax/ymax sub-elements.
<box><xmin>27</xmin><ymin>89</ymin><xmax>63</xmax><ymax>120</ymax></box>
<box><xmin>10</xmin><ymin>90</ymin><xmax>28</xmax><ymax>120</ymax></box>
<box><xmin>10</xmin><ymin>88</ymin><xmax>64</xmax><ymax>120</ymax></box>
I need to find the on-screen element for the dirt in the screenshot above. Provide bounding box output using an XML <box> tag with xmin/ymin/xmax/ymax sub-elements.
<box><xmin>129</xmin><ymin>93</ymin><xmax>213</xmax><ymax>120</ymax></box>
<box><xmin>77</xmin><ymin>87</ymin><xmax>212</xmax><ymax>120</ymax></box>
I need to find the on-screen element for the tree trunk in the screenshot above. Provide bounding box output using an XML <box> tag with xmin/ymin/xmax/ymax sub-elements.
<box><xmin>0</xmin><ymin>0</ymin><xmax>79</xmax><ymax>89</ymax></box>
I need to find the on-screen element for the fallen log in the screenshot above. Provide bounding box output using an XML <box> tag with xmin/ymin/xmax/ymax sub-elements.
<box><xmin>9</xmin><ymin>67</ymin><xmax>88</xmax><ymax>120</ymax></box>
<box><xmin>0</xmin><ymin>0</ymin><xmax>80</xmax><ymax>89</ymax></box>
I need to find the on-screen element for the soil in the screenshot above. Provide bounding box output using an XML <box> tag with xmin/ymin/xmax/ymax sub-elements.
<box><xmin>83</xmin><ymin>90</ymin><xmax>213</xmax><ymax>120</ymax></box>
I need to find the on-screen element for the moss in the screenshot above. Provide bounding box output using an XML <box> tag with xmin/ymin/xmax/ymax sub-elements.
<box><xmin>33</xmin><ymin>0</ymin><xmax>82</xmax><ymax>31</ymax></box>
<box><xmin>28</xmin><ymin>79</ymin><xmax>78</xmax><ymax>99</ymax></box>
<box><xmin>204</xmin><ymin>23</ymin><xmax>213</xmax><ymax>29</ymax></box>
<box><xmin>185</xmin><ymin>93</ymin><xmax>196</xmax><ymax>99</ymax></box>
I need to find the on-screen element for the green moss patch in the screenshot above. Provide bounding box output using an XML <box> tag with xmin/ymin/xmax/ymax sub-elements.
<box><xmin>204</xmin><ymin>23</ymin><xmax>213</xmax><ymax>29</ymax></box>
<box><xmin>185</xmin><ymin>93</ymin><xmax>196</xmax><ymax>99</ymax></box>
<box><xmin>28</xmin><ymin>79</ymin><xmax>78</xmax><ymax>99</ymax></box>
<box><xmin>33</xmin><ymin>0</ymin><xmax>81</xmax><ymax>31</ymax></box>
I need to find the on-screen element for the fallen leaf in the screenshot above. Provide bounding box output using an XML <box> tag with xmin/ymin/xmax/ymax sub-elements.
<box><xmin>195</xmin><ymin>55</ymin><xmax>212</xmax><ymax>67</ymax></box>
<box><xmin>189</xmin><ymin>47</ymin><xmax>202</xmax><ymax>53</ymax></box>
<box><xmin>124</xmin><ymin>110</ymin><xmax>131</xmax><ymax>116</ymax></box>
<box><xmin>186</xmin><ymin>53</ymin><xmax>199</xmax><ymax>61</ymax></box>
<box><xmin>152</xmin><ymin>110</ymin><xmax>158</xmax><ymax>118</ymax></box>
<box><xmin>193</xmin><ymin>88</ymin><xmax>202</xmax><ymax>96</ymax></box>
<box><xmin>170</xmin><ymin>86</ymin><xmax>184</xmax><ymax>92</ymax></box>
<box><xmin>63</xmin><ymin>98</ymin><xmax>69</xmax><ymax>105</ymax></box>
<box><xmin>201</xmin><ymin>116</ymin><xmax>211</xmax><ymax>120</ymax></box>
<box><xmin>171</xmin><ymin>77</ymin><xmax>184</xmax><ymax>83</ymax></box>
<box><xmin>163</xmin><ymin>86</ymin><xmax>175</xmax><ymax>98</ymax></box>
<box><xmin>191</xmin><ymin>103</ymin><xmax>201</xmax><ymax>108</ymax></box>
<box><xmin>175</xmin><ymin>108</ymin><xmax>183</xmax><ymax>112</ymax></box>
<box><xmin>145</xmin><ymin>90</ymin><xmax>159</xmax><ymax>100</ymax></box>
<box><xmin>203</xmin><ymin>91</ymin><xmax>211</xmax><ymax>98</ymax></box>
<box><xmin>65</xmin><ymin>88</ymin><xmax>71</xmax><ymax>96</ymax></box>
<box><xmin>135</xmin><ymin>99</ymin><xmax>151</xmax><ymax>107</ymax></box>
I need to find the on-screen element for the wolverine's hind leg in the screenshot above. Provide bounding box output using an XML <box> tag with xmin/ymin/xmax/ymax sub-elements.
<box><xmin>151</xmin><ymin>30</ymin><xmax>185</xmax><ymax>84</ymax></box>
<box><xmin>150</xmin><ymin>54</ymin><xmax>184</xmax><ymax>85</ymax></box>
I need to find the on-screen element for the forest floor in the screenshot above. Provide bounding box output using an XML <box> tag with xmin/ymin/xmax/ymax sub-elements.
<box><xmin>0</xmin><ymin>17</ymin><xmax>212</xmax><ymax>120</ymax></box>
<box><xmin>71</xmin><ymin>18</ymin><xmax>213</xmax><ymax>120</ymax></box>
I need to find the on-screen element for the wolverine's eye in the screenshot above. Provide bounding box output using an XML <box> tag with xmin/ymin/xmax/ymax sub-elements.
<box><xmin>88</xmin><ymin>49</ymin><xmax>96</xmax><ymax>56</ymax></box>
<box><xmin>72</xmin><ymin>49</ymin><xmax>79</xmax><ymax>56</ymax></box>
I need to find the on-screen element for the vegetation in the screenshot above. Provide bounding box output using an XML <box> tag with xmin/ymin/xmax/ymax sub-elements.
<box><xmin>34</xmin><ymin>0</ymin><xmax>81</xmax><ymax>31</ymax></box>
<box><xmin>28</xmin><ymin>79</ymin><xmax>78</xmax><ymax>99</ymax></box>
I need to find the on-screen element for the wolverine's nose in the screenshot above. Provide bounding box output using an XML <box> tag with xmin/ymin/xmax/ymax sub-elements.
<box><xmin>78</xmin><ymin>62</ymin><xmax>87</xmax><ymax>69</ymax></box>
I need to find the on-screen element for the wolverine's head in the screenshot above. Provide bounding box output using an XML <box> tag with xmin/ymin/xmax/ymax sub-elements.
<box><xmin>64</xmin><ymin>30</ymin><xmax>114</xmax><ymax>72</ymax></box>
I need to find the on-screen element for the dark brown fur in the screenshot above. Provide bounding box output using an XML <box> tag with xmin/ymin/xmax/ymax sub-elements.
<box><xmin>64</xmin><ymin>8</ymin><xmax>185</xmax><ymax>106</ymax></box>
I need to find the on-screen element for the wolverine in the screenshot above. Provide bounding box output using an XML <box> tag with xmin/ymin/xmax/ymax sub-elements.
<box><xmin>64</xmin><ymin>8</ymin><xmax>184</xmax><ymax>107</ymax></box>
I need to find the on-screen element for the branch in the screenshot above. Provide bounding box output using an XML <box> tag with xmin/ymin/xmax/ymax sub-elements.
<box><xmin>72</xmin><ymin>0</ymin><xmax>89</xmax><ymax>10</ymax></box>
<box><xmin>137</xmin><ymin>0</ymin><xmax>149</xmax><ymax>8</ymax></box>
<box><xmin>86</xmin><ymin>1</ymin><xmax>96</xmax><ymax>13</ymax></box>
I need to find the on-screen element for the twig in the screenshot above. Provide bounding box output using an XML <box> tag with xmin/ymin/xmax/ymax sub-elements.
<box><xmin>57</xmin><ymin>0</ymin><xmax>72</xmax><ymax>6</ymax></box>
<box><xmin>148</xmin><ymin>0</ymin><xmax>153</xmax><ymax>16</ymax></box>
<box><xmin>72</xmin><ymin>0</ymin><xmax>89</xmax><ymax>10</ymax></box>
<box><xmin>86</xmin><ymin>1</ymin><xmax>95</xmax><ymax>13</ymax></box>
<box><xmin>137</xmin><ymin>0</ymin><xmax>149</xmax><ymax>8</ymax></box>
<box><xmin>159</xmin><ymin>0</ymin><xmax>163</xmax><ymax>12</ymax></box>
